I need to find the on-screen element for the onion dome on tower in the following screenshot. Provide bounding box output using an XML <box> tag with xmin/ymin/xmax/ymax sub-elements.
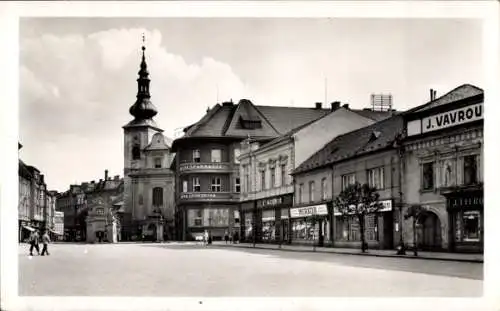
<box><xmin>128</xmin><ymin>36</ymin><xmax>158</xmax><ymax>120</ymax></box>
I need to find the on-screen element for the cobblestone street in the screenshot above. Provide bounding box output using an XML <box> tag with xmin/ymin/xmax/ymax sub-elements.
<box><xmin>18</xmin><ymin>243</ymin><xmax>482</xmax><ymax>297</ymax></box>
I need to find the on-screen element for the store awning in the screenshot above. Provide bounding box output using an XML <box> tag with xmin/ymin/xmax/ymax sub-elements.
<box><xmin>50</xmin><ymin>229</ymin><xmax>63</xmax><ymax>235</ymax></box>
<box><xmin>23</xmin><ymin>225</ymin><xmax>35</xmax><ymax>232</ymax></box>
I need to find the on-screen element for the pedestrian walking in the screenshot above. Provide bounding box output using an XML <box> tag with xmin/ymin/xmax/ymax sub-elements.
<box><xmin>203</xmin><ymin>230</ymin><xmax>209</xmax><ymax>247</ymax></box>
<box><xmin>41</xmin><ymin>231</ymin><xmax>51</xmax><ymax>256</ymax></box>
<box><xmin>29</xmin><ymin>230</ymin><xmax>40</xmax><ymax>256</ymax></box>
<box><xmin>224</xmin><ymin>231</ymin><xmax>229</xmax><ymax>244</ymax></box>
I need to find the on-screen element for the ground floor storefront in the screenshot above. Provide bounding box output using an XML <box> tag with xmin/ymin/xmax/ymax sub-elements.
<box><xmin>289</xmin><ymin>203</ymin><xmax>330</xmax><ymax>246</ymax></box>
<box><xmin>333</xmin><ymin>199</ymin><xmax>395</xmax><ymax>250</ymax></box>
<box><xmin>18</xmin><ymin>219</ymin><xmax>35</xmax><ymax>242</ymax></box>
<box><xmin>177</xmin><ymin>203</ymin><xmax>240</xmax><ymax>241</ymax></box>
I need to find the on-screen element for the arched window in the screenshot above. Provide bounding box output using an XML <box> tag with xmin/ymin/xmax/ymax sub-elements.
<box><xmin>132</xmin><ymin>145</ymin><xmax>141</xmax><ymax>160</ymax></box>
<box><xmin>152</xmin><ymin>187</ymin><xmax>163</xmax><ymax>206</ymax></box>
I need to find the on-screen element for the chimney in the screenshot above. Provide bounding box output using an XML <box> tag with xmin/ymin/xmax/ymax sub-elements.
<box><xmin>430</xmin><ymin>88</ymin><xmax>437</xmax><ymax>101</ymax></box>
<box><xmin>91</xmin><ymin>181</ymin><xmax>95</xmax><ymax>184</ymax></box>
<box><xmin>105</xmin><ymin>169</ymin><xmax>109</xmax><ymax>180</ymax></box>
<box><xmin>342</xmin><ymin>103</ymin><xmax>349</xmax><ymax>109</ymax></box>
<box><xmin>315</xmin><ymin>102</ymin><xmax>322</xmax><ymax>109</ymax></box>
<box><xmin>99</xmin><ymin>179</ymin><xmax>103</xmax><ymax>183</ymax></box>
<box><xmin>114</xmin><ymin>175</ymin><xmax>119</xmax><ymax>181</ymax></box>
<box><xmin>330</xmin><ymin>101</ymin><xmax>341</xmax><ymax>111</ymax></box>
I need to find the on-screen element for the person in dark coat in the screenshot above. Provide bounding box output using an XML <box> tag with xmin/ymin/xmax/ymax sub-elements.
<box><xmin>41</xmin><ymin>231</ymin><xmax>51</xmax><ymax>256</ymax></box>
<box><xmin>29</xmin><ymin>230</ymin><xmax>40</xmax><ymax>256</ymax></box>
<box><xmin>224</xmin><ymin>231</ymin><xmax>229</xmax><ymax>244</ymax></box>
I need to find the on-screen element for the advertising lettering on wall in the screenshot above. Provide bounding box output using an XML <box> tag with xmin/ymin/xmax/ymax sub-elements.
<box><xmin>290</xmin><ymin>204</ymin><xmax>328</xmax><ymax>218</ymax></box>
<box><xmin>333</xmin><ymin>200</ymin><xmax>392</xmax><ymax>216</ymax></box>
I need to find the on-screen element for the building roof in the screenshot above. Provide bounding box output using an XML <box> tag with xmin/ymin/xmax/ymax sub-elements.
<box><xmin>293</xmin><ymin>114</ymin><xmax>404</xmax><ymax>175</ymax></box>
<box><xmin>19</xmin><ymin>160</ymin><xmax>33</xmax><ymax>179</ymax></box>
<box><xmin>406</xmin><ymin>84</ymin><xmax>483</xmax><ymax>115</ymax></box>
<box><xmin>174</xmin><ymin>100</ymin><xmax>334</xmax><ymax>148</ymax></box>
<box><xmin>258</xmin><ymin>107</ymin><xmax>393</xmax><ymax>151</ymax></box>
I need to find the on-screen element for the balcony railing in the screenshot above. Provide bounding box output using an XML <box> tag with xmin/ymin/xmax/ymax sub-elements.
<box><xmin>179</xmin><ymin>191</ymin><xmax>240</xmax><ymax>203</ymax></box>
<box><xmin>179</xmin><ymin>162</ymin><xmax>232</xmax><ymax>174</ymax></box>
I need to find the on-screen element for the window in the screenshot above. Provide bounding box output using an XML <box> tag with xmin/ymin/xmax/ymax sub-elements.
<box><xmin>211</xmin><ymin>149</ymin><xmax>221</xmax><ymax>163</ymax></box>
<box><xmin>309</xmin><ymin>181</ymin><xmax>315</xmax><ymax>202</ymax></box>
<box><xmin>341</xmin><ymin>174</ymin><xmax>356</xmax><ymax>191</ymax></box>
<box><xmin>270</xmin><ymin>167</ymin><xmax>276</xmax><ymax>188</ymax></box>
<box><xmin>422</xmin><ymin>162</ymin><xmax>434</xmax><ymax>190</ymax></box>
<box><xmin>154</xmin><ymin>158</ymin><xmax>162</xmax><ymax>168</ymax></box>
<box><xmin>152</xmin><ymin>187</ymin><xmax>163</xmax><ymax>206</ymax></box>
<box><xmin>367</xmin><ymin>167</ymin><xmax>384</xmax><ymax>190</ymax></box>
<box><xmin>261</xmin><ymin>170</ymin><xmax>266</xmax><ymax>191</ymax></box>
<box><xmin>462</xmin><ymin>210</ymin><xmax>480</xmax><ymax>242</ymax></box>
<box><xmin>463</xmin><ymin>155</ymin><xmax>478</xmax><ymax>185</ymax></box>
<box><xmin>298</xmin><ymin>183</ymin><xmax>304</xmax><ymax>204</ymax></box>
<box><xmin>321</xmin><ymin>178</ymin><xmax>327</xmax><ymax>201</ymax></box>
<box><xmin>96</xmin><ymin>208</ymin><xmax>104</xmax><ymax>216</ymax></box>
<box><xmin>234</xmin><ymin>210</ymin><xmax>240</xmax><ymax>224</ymax></box>
<box><xmin>211</xmin><ymin>177</ymin><xmax>222</xmax><ymax>192</ymax></box>
<box><xmin>234</xmin><ymin>148</ymin><xmax>241</xmax><ymax>164</ymax></box>
<box><xmin>235</xmin><ymin>178</ymin><xmax>241</xmax><ymax>193</ymax></box>
<box><xmin>138</xmin><ymin>195</ymin><xmax>144</xmax><ymax>205</ymax></box>
<box><xmin>193</xmin><ymin>150</ymin><xmax>201</xmax><ymax>163</ymax></box>
<box><xmin>192</xmin><ymin>177</ymin><xmax>200</xmax><ymax>192</ymax></box>
<box><xmin>182</xmin><ymin>180</ymin><xmax>188</xmax><ymax>193</ymax></box>
<box><xmin>132</xmin><ymin>145</ymin><xmax>141</xmax><ymax>160</ymax></box>
<box><xmin>281</xmin><ymin>164</ymin><xmax>287</xmax><ymax>186</ymax></box>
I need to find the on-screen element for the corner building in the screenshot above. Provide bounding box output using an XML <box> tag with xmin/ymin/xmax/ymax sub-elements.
<box><xmin>402</xmin><ymin>84</ymin><xmax>483</xmax><ymax>253</ymax></box>
<box><xmin>171</xmin><ymin>100</ymin><xmax>335</xmax><ymax>241</ymax></box>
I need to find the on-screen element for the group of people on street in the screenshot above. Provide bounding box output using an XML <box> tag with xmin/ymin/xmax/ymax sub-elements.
<box><xmin>224</xmin><ymin>231</ymin><xmax>239</xmax><ymax>244</ymax></box>
<box><xmin>28</xmin><ymin>230</ymin><xmax>51</xmax><ymax>256</ymax></box>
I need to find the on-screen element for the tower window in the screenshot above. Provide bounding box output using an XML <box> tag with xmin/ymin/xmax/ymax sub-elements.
<box><xmin>132</xmin><ymin>145</ymin><xmax>141</xmax><ymax>160</ymax></box>
<box><xmin>154</xmin><ymin>158</ymin><xmax>162</xmax><ymax>168</ymax></box>
<box><xmin>152</xmin><ymin>187</ymin><xmax>163</xmax><ymax>206</ymax></box>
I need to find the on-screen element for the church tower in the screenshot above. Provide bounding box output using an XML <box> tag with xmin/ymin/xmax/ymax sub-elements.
<box><xmin>122</xmin><ymin>37</ymin><xmax>176</xmax><ymax>241</ymax></box>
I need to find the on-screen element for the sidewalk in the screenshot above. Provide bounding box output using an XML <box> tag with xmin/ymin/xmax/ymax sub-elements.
<box><xmin>212</xmin><ymin>241</ymin><xmax>483</xmax><ymax>263</ymax></box>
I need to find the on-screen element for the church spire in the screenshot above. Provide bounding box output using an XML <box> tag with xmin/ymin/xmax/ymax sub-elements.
<box><xmin>129</xmin><ymin>34</ymin><xmax>158</xmax><ymax>120</ymax></box>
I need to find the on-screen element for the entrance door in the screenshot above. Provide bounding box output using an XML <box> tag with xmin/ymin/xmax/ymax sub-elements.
<box><xmin>417</xmin><ymin>212</ymin><xmax>442</xmax><ymax>250</ymax></box>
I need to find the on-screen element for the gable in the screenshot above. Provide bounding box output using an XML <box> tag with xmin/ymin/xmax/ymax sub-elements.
<box><xmin>223</xmin><ymin>99</ymin><xmax>280</xmax><ymax>137</ymax></box>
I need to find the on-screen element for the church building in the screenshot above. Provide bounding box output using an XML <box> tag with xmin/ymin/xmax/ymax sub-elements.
<box><xmin>121</xmin><ymin>41</ymin><xmax>176</xmax><ymax>241</ymax></box>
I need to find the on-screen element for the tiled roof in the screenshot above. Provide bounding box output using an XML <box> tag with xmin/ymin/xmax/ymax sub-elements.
<box><xmin>19</xmin><ymin>160</ymin><xmax>33</xmax><ymax>179</ymax></box>
<box><xmin>406</xmin><ymin>84</ymin><xmax>483</xmax><ymax>114</ymax></box>
<box><xmin>293</xmin><ymin>114</ymin><xmax>404</xmax><ymax>175</ymax></box>
<box><xmin>259</xmin><ymin>107</ymin><xmax>393</xmax><ymax>150</ymax></box>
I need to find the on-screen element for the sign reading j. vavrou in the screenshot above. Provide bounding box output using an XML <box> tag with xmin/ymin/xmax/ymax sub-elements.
<box><xmin>422</xmin><ymin>103</ymin><xmax>483</xmax><ymax>134</ymax></box>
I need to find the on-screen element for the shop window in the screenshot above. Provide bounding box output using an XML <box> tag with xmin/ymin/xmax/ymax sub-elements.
<box><xmin>152</xmin><ymin>187</ymin><xmax>163</xmax><ymax>206</ymax></box>
<box><xmin>154</xmin><ymin>158</ymin><xmax>162</xmax><ymax>168</ymax></box>
<box><xmin>281</xmin><ymin>164</ymin><xmax>287</xmax><ymax>186</ymax></box>
<box><xmin>234</xmin><ymin>148</ymin><xmax>241</xmax><ymax>164</ymax></box>
<box><xmin>422</xmin><ymin>162</ymin><xmax>434</xmax><ymax>190</ymax></box>
<box><xmin>309</xmin><ymin>181</ymin><xmax>315</xmax><ymax>202</ymax></box>
<box><xmin>211</xmin><ymin>177</ymin><xmax>221</xmax><ymax>192</ymax></box>
<box><xmin>463</xmin><ymin>155</ymin><xmax>478</xmax><ymax>185</ymax></box>
<box><xmin>367</xmin><ymin>167</ymin><xmax>384</xmax><ymax>190</ymax></box>
<box><xmin>364</xmin><ymin>214</ymin><xmax>378</xmax><ymax>241</ymax></box>
<box><xmin>234</xmin><ymin>210</ymin><xmax>240</xmax><ymax>224</ymax></box>
<box><xmin>211</xmin><ymin>149</ymin><xmax>221</xmax><ymax>163</ymax></box>
<box><xmin>193</xmin><ymin>149</ymin><xmax>201</xmax><ymax>163</ymax></box>
<box><xmin>235</xmin><ymin>177</ymin><xmax>241</xmax><ymax>193</ymax></box>
<box><xmin>192</xmin><ymin>177</ymin><xmax>200</xmax><ymax>192</ymax></box>
<box><xmin>321</xmin><ymin>178</ymin><xmax>327</xmax><ymax>201</ymax></box>
<box><xmin>462</xmin><ymin>210</ymin><xmax>480</xmax><ymax>242</ymax></box>
<box><xmin>341</xmin><ymin>173</ymin><xmax>355</xmax><ymax>191</ymax></box>
<box><xmin>132</xmin><ymin>145</ymin><xmax>141</xmax><ymax>160</ymax></box>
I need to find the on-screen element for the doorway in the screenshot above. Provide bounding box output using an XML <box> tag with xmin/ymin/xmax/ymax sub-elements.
<box><xmin>417</xmin><ymin>211</ymin><xmax>442</xmax><ymax>251</ymax></box>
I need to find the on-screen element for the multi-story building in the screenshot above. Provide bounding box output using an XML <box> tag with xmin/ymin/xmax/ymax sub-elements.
<box><xmin>57</xmin><ymin>170</ymin><xmax>124</xmax><ymax>243</ymax></box>
<box><xmin>121</xmin><ymin>43</ymin><xmax>176</xmax><ymax>242</ymax></box>
<box><xmin>53</xmin><ymin>211</ymin><xmax>65</xmax><ymax>241</ymax></box>
<box><xmin>171</xmin><ymin>100</ymin><xmax>338</xmax><ymax>241</ymax></box>
<box><xmin>402</xmin><ymin>84</ymin><xmax>483</xmax><ymax>253</ymax></box>
<box><xmin>238</xmin><ymin>104</ymin><xmax>392</xmax><ymax>244</ymax></box>
<box><xmin>18</xmin><ymin>142</ymin><xmax>57</xmax><ymax>241</ymax></box>
<box><xmin>292</xmin><ymin>115</ymin><xmax>404</xmax><ymax>248</ymax></box>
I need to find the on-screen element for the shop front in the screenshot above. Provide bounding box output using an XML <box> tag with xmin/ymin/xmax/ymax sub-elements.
<box><xmin>333</xmin><ymin>199</ymin><xmax>394</xmax><ymax>249</ymax></box>
<box><xmin>290</xmin><ymin>204</ymin><xmax>329</xmax><ymax>245</ymax></box>
<box><xmin>446</xmin><ymin>190</ymin><xmax>483</xmax><ymax>253</ymax></box>
<box><xmin>19</xmin><ymin>220</ymin><xmax>34</xmax><ymax>242</ymax></box>
<box><xmin>257</xmin><ymin>194</ymin><xmax>293</xmax><ymax>244</ymax></box>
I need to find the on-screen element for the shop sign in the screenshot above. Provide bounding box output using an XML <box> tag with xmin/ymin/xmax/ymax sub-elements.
<box><xmin>257</xmin><ymin>195</ymin><xmax>292</xmax><ymax>209</ymax></box>
<box><xmin>290</xmin><ymin>204</ymin><xmax>328</xmax><ymax>218</ymax></box>
<box><xmin>449</xmin><ymin>196</ymin><xmax>483</xmax><ymax>208</ymax></box>
<box><xmin>334</xmin><ymin>200</ymin><xmax>392</xmax><ymax>216</ymax></box>
<box><xmin>408</xmin><ymin>103</ymin><xmax>483</xmax><ymax>136</ymax></box>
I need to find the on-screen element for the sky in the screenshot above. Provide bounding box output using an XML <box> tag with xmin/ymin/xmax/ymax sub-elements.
<box><xmin>19</xmin><ymin>18</ymin><xmax>483</xmax><ymax>192</ymax></box>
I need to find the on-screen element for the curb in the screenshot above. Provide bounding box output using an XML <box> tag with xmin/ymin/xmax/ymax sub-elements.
<box><xmin>213</xmin><ymin>244</ymin><xmax>484</xmax><ymax>264</ymax></box>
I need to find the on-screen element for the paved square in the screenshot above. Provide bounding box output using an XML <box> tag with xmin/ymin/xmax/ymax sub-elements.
<box><xmin>18</xmin><ymin>243</ymin><xmax>482</xmax><ymax>296</ymax></box>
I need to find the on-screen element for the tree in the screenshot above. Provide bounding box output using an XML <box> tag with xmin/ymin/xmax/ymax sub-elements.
<box><xmin>334</xmin><ymin>182</ymin><xmax>383</xmax><ymax>253</ymax></box>
<box><xmin>404</xmin><ymin>204</ymin><xmax>425</xmax><ymax>256</ymax></box>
